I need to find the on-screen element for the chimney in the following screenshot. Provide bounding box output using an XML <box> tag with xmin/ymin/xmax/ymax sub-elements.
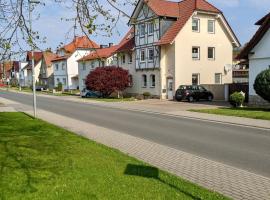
<box><xmin>109</xmin><ymin>43</ymin><xmax>113</xmax><ymax>47</ymax></box>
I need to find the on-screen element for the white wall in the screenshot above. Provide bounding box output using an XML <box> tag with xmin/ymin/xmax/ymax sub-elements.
<box><xmin>248</xmin><ymin>28</ymin><xmax>270</xmax><ymax>96</ymax></box>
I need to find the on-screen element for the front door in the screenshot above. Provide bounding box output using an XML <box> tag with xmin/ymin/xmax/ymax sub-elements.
<box><xmin>167</xmin><ymin>79</ymin><xmax>173</xmax><ymax>100</ymax></box>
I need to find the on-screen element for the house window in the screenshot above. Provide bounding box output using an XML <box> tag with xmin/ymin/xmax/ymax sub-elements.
<box><xmin>82</xmin><ymin>63</ymin><xmax>86</xmax><ymax>70</ymax></box>
<box><xmin>140</xmin><ymin>49</ymin><xmax>146</xmax><ymax>62</ymax></box>
<box><xmin>142</xmin><ymin>74</ymin><xmax>147</xmax><ymax>87</ymax></box>
<box><xmin>150</xmin><ymin>74</ymin><xmax>155</xmax><ymax>87</ymax></box>
<box><xmin>192</xmin><ymin>74</ymin><xmax>200</xmax><ymax>85</ymax></box>
<box><xmin>82</xmin><ymin>79</ymin><xmax>86</xmax><ymax>86</ymax></box>
<box><xmin>148</xmin><ymin>48</ymin><xmax>154</xmax><ymax>61</ymax></box>
<box><xmin>128</xmin><ymin>53</ymin><xmax>132</xmax><ymax>63</ymax></box>
<box><xmin>101</xmin><ymin>60</ymin><xmax>105</xmax><ymax>66</ymax></box>
<box><xmin>91</xmin><ymin>62</ymin><xmax>95</xmax><ymax>69</ymax></box>
<box><xmin>148</xmin><ymin>22</ymin><xmax>154</xmax><ymax>35</ymax></box>
<box><xmin>128</xmin><ymin>75</ymin><xmax>133</xmax><ymax>87</ymax></box>
<box><xmin>215</xmin><ymin>73</ymin><xmax>222</xmax><ymax>84</ymax></box>
<box><xmin>208</xmin><ymin>20</ymin><xmax>215</xmax><ymax>33</ymax></box>
<box><xmin>122</xmin><ymin>54</ymin><xmax>126</xmax><ymax>64</ymax></box>
<box><xmin>192</xmin><ymin>18</ymin><xmax>200</xmax><ymax>32</ymax></box>
<box><xmin>208</xmin><ymin>47</ymin><xmax>215</xmax><ymax>60</ymax></box>
<box><xmin>63</xmin><ymin>78</ymin><xmax>66</xmax><ymax>85</ymax></box>
<box><xmin>139</xmin><ymin>23</ymin><xmax>145</xmax><ymax>37</ymax></box>
<box><xmin>56</xmin><ymin>78</ymin><xmax>60</xmax><ymax>84</ymax></box>
<box><xmin>192</xmin><ymin>47</ymin><xmax>200</xmax><ymax>60</ymax></box>
<box><xmin>55</xmin><ymin>64</ymin><xmax>59</xmax><ymax>71</ymax></box>
<box><xmin>62</xmin><ymin>63</ymin><xmax>65</xmax><ymax>70</ymax></box>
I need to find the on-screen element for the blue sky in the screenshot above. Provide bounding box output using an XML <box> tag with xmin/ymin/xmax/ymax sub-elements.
<box><xmin>33</xmin><ymin>0</ymin><xmax>269</xmax><ymax>51</ymax></box>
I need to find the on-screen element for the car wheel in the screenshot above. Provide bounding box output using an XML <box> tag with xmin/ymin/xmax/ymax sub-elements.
<box><xmin>175</xmin><ymin>97</ymin><xmax>182</xmax><ymax>102</ymax></box>
<box><xmin>188</xmin><ymin>96</ymin><xmax>194</xmax><ymax>102</ymax></box>
<box><xmin>208</xmin><ymin>95</ymin><xmax>213</xmax><ymax>101</ymax></box>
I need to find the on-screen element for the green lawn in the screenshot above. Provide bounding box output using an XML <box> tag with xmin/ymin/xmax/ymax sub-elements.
<box><xmin>189</xmin><ymin>107</ymin><xmax>270</xmax><ymax>120</ymax></box>
<box><xmin>0</xmin><ymin>112</ymin><xmax>228</xmax><ymax>200</ymax></box>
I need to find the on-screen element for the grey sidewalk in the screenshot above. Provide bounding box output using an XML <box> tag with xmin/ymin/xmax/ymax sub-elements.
<box><xmin>1</xmin><ymin>97</ymin><xmax>270</xmax><ymax>200</ymax></box>
<box><xmin>3</xmin><ymin>89</ymin><xmax>269</xmax><ymax>130</ymax></box>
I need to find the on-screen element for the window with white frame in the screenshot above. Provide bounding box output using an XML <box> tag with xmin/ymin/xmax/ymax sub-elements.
<box><xmin>55</xmin><ymin>64</ymin><xmax>59</xmax><ymax>71</ymax></box>
<box><xmin>139</xmin><ymin>23</ymin><xmax>145</xmax><ymax>37</ymax></box>
<box><xmin>62</xmin><ymin>63</ymin><xmax>65</xmax><ymax>70</ymax></box>
<box><xmin>128</xmin><ymin>75</ymin><xmax>133</xmax><ymax>87</ymax></box>
<box><xmin>142</xmin><ymin>74</ymin><xmax>147</xmax><ymax>87</ymax></box>
<box><xmin>140</xmin><ymin>49</ymin><xmax>146</xmax><ymax>62</ymax></box>
<box><xmin>192</xmin><ymin>74</ymin><xmax>200</xmax><ymax>85</ymax></box>
<box><xmin>63</xmin><ymin>78</ymin><xmax>66</xmax><ymax>85</ymax></box>
<box><xmin>215</xmin><ymin>73</ymin><xmax>222</xmax><ymax>84</ymax></box>
<box><xmin>82</xmin><ymin>79</ymin><xmax>86</xmax><ymax>86</ymax></box>
<box><xmin>128</xmin><ymin>53</ymin><xmax>132</xmax><ymax>63</ymax></box>
<box><xmin>148</xmin><ymin>22</ymin><xmax>154</xmax><ymax>35</ymax></box>
<box><xmin>208</xmin><ymin>47</ymin><xmax>215</xmax><ymax>60</ymax></box>
<box><xmin>82</xmin><ymin>62</ymin><xmax>86</xmax><ymax>70</ymax></box>
<box><xmin>208</xmin><ymin>20</ymin><xmax>215</xmax><ymax>33</ymax></box>
<box><xmin>101</xmin><ymin>60</ymin><xmax>105</xmax><ymax>66</ymax></box>
<box><xmin>56</xmin><ymin>78</ymin><xmax>60</xmax><ymax>84</ymax></box>
<box><xmin>122</xmin><ymin>54</ymin><xmax>126</xmax><ymax>64</ymax></box>
<box><xmin>192</xmin><ymin>47</ymin><xmax>200</xmax><ymax>60</ymax></box>
<box><xmin>150</xmin><ymin>74</ymin><xmax>155</xmax><ymax>87</ymax></box>
<box><xmin>192</xmin><ymin>18</ymin><xmax>200</xmax><ymax>32</ymax></box>
<box><xmin>148</xmin><ymin>48</ymin><xmax>154</xmax><ymax>61</ymax></box>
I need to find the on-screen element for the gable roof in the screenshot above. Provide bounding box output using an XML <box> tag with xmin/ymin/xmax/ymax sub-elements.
<box><xmin>26</xmin><ymin>51</ymin><xmax>43</xmax><ymax>63</ymax></box>
<box><xmin>43</xmin><ymin>51</ymin><xmax>58</xmax><ymax>67</ymax></box>
<box><xmin>78</xmin><ymin>45</ymin><xmax>119</xmax><ymax>62</ymax></box>
<box><xmin>157</xmin><ymin>0</ymin><xmax>223</xmax><ymax>45</ymax></box>
<box><xmin>61</xmin><ymin>36</ymin><xmax>100</xmax><ymax>54</ymax></box>
<box><xmin>237</xmin><ymin>12</ymin><xmax>270</xmax><ymax>59</ymax></box>
<box><xmin>115</xmin><ymin>28</ymin><xmax>135</xmax><ymax>53</ymax></box>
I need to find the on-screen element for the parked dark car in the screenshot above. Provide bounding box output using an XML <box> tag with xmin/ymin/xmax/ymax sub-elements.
<box><xmin>175</xmin><ymin>85</ymin><xmax>214</xmax><ymax>102</ymax></box>
<box><xmin>80</xmin><ymin>88</ymin><xmax>102</xmax><ymax>98</ymax></box>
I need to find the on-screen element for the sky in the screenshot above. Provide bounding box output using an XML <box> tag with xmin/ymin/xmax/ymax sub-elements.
<box><xmin>32</xmin><ymin>0</ymin><xmax>270</xmax><ymax>51</ymax></box>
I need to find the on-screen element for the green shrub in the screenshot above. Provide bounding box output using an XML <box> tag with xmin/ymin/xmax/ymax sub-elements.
<box><xmin>143</xmin><ymin>92</ymin><xmax>151</xmax><ymax>99</ymax></box>
<box><xmin>254</xmin><ymin>69</ymin><xmax>270</xmax><ymax>102</ymax></box>
<box><xmin>57</xmin><ymin>82</ymin><xmax>63</xmax><ymax>92</ymax></box>
<box><xmin>229</xmin><ymin>92</ymin><xmax>245</xmax><ymax>107</ymax></box>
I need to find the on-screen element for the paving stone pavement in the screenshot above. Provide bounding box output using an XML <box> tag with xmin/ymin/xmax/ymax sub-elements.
<box><xmin>1</xmin><ymin>97</ymin><xmax>270</xmax><ymax>200</ymax></box>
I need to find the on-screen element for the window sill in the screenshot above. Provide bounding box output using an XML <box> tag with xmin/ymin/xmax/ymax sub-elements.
<box><xmin>150</xmin><ymin>86</ymin><xmax>155</xmax><ymax>88</ymax></box>
<box><xmin>208</xmin><ymin>58</ymin><xmax>215</xmax><ymax>61</ymax></box>
<box><xmin>192</xmin><ymin>58</ymin><xmax>200</xmax><ymax>61</ymax></box>
<box><xmin>142</xmin><ymin>86</ymin><xmax>147</xmax><ymax>88</ymax></box>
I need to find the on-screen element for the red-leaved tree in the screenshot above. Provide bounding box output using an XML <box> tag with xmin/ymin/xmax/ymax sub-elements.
<box><xmin>85</xmin><ymin>66</ymin><xmax>130</xmax><ymax>97</ymax></box>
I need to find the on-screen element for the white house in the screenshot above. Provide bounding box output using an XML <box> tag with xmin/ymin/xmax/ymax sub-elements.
<box><xmin>19</xmin><ymin>51</ymin><xmax>43</xmax><ymax>87</ymax></box>
<box><xmin>52</xmin><ymin>36</ymin><xmax>99</xmax><ymax>90</ymax></box>
<box><xmin>237</xmin><ymin>12</ymin><xmax>270</xmax><ymax>105</ymax></box>
<box><xmin>77</xmin><ymin>44</ymin><xmax>119</xmax><ymax>91</ymax></box>
<box><xmin>128</xmin><ymin>0</ymin><xmax>240</xmax><ymax>99</ymax></box>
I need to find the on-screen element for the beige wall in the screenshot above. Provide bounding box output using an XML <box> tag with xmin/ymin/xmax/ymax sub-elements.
<box><xmin>173</xmin><ymin>13</ymin><xmax>233</xmax><ymax>90</ymax></box>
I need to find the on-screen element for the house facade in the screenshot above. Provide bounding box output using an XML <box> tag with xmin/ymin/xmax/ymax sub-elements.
<box><xmin>52</xmin><ymin>36</ymin><xmax>99</xmax><ymax>90</ymax></box>
<box><xmin>39</xmin><ymin>51</ymin><xmax>57</xmax><ymax>89</ymax></box>
<box><xmin>129</xmin><ymin>0</ymin><xmax>240</xmax><ymax>99</ymax></box>
<box><xmin>237</xmin><ymin>12</ymin><xmax>270</xmax><ymax>105</ymax></box>
<box><xmin>77</xmin><ymin>45</ymin><xmax>119</xmax><ymax>91</ymax></box>
<box><xmin>19</xmin><ymin>52</ymin><xmax>43</xmax><ymax>87</ymax></box>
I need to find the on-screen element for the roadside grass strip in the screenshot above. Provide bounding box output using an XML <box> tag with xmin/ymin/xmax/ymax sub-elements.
<box><xmin>0</xmin><ymin>112</ymin><xmax>229</xmax><ymax>200</ymax></box>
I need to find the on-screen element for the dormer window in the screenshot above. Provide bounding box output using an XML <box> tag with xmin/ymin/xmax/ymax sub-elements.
<box><xmin>139</xmin><ymin>23</ymin><xmax>145</xmax><ymax>37</ymax></box>
<box><xmin>192</xmin><ymin>18</ymin><xmax>200</xmax><ymax>32</ymax></box>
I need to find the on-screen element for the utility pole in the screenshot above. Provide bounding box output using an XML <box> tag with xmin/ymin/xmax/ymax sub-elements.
<box><xmin>29</xmin><ymin>0</ymin><xmax>40</xmax><ymax>118</ymax></box>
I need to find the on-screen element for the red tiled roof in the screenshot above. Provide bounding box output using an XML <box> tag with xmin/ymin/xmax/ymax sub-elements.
<box><xmin>116</xmin><ymin>28</ymin><xmax>135</xmax><ymax>53</ymax></box>
<box><xmin>237</xmin><ymin>12</ymin><xmax>270</xmax><ymax>59</ymax></box>
<box><xmin>43</xmin><ymin>51</ymin><xmax>58</xmax><ymax>66</ymax></box>
<box><xmin>62</xmin><ymin>36</ymin><xmax>100</xmax><ymax>53</ymax></box>
<box><xmin>51</xmin><ymin>55</ymin><xmax>70</xmax><ymax>62</ymax></box>
<box><xmin>157</xmin><ymin>0</ymin><xmax>221</xmax><ymax>45</ymax></box>
<box><xmin>145</xmin><ymin>0</ymin><xmax>180</xmax><ymax>17</ymax></box>
<box><xmin>78</xmin><ymin>45</ymin><xmax>119</xmax><ymax>62</ymax></box>
<box><xmin>26</xmin><ymin>51</ymin><xmax>43</xmax><ymax>63</ymax></box>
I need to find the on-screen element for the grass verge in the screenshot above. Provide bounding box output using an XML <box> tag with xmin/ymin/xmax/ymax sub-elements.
<box><xmin>84</xmin><ymin>97</ymin><xmax>136</xmax><ymax>102</ymax></box>
<box><xmin>0</xmin><ymin>112</ymin><xmax>228</xmax><ymax>200</ymax></box>
<box><xmin>189</xmin><ymin>107</ymin><xmax>270</xmax><ymax>120</ymax></box>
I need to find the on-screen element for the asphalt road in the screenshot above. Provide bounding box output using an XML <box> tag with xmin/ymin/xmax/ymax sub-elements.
<box><xmin>1</xmin><ymin>90</ymin><xmax>270</xmax><ymax>178</ymax></box>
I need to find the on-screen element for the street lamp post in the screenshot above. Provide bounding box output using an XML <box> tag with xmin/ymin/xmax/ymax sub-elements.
<box><xmin>28</xmin><ymin>0</ymin><xmax>40</xmax><ymax>118</ymax></box>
